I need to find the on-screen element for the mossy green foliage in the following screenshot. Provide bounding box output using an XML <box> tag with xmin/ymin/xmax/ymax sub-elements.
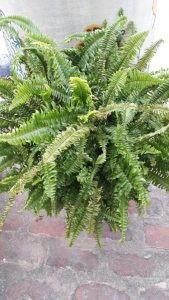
<box><xmin>0</xmin><ymin>11</ymin><xmax>168</xmax><ymax>245</ymax></box>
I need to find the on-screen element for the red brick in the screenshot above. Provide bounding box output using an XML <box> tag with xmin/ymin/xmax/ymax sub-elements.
<box><xmin>103</xmin><ymin>224</ymin><xmax>132</xmax><ymax>241</ymax></box>
<box><xmin>140</xmin><ymin>288</ymin><xmax>168</xmax><ymax>300</ymax></box>
<box><xmin>6</xmin><ymin>280</ymin><xmax>57</xmax><ymax>300</ymax></box>
<box><xmin>74</xmin><ymin>284</ymin><xmax>130</xmax><ymax>300</ymax></box>
<box><xmin>128</xmin><ymin>200</ymin><xmax>137</xmax><ymax>215</ymax></box>
<box><xmin>4</xmin><ymin>213</ymin><xmax>24</xmax><ymax>231</ymax></box>
<box><xmin>0</xmin><ymin>235</ymin><xmax>45</xmax><ymax>268</ymax></box>
<box><xmin>29</xmin><ymin>218</ymin><xmax>66</xmax><ymax>238</ymax></box>
<box><xmin>110</xmin><ymin>254</ymin><xmax>154</xmax><ymax>277</ymax></box>
<box><xmin>47</xmin><ymin>246</ymin><xmax>98</xmax><ymax>271</ymax></box>
<box><xmin>145</xmin><ymin>226</ymin><xmax>169</xmax><ymax>249</ymax></box>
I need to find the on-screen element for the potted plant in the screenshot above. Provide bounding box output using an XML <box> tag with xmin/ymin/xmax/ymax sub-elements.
<box><xmin>0</xmin><ymin>10</ymin><xmax>169</xmax><ymax>246</ymax></box>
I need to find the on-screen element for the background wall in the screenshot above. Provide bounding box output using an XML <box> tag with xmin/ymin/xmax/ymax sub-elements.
<box><xmin>0</xmin><ymin>0</ymin><xmax>155</xmax><ymax>47</ymax></box>
<box><xmin>150</xmin><ymin>0</ymin><xmax>169</xmax><ymax>69</ymax></box>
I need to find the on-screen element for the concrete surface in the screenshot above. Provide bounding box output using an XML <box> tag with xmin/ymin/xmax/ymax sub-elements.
<box><xmin>0</xmin><ymin>186</ymin><xmax>169</xmax><ymax>299</ymax></box>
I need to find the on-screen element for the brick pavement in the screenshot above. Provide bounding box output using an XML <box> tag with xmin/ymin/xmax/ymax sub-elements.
<box><xmin>0</xmin><ymin>186</ymin><xmax>169</xmax><ymax>300</ymax></box>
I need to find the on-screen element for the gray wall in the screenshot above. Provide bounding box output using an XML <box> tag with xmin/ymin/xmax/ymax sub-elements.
<box><xmin>0</xmin><ymin>0</ymin><xmax>155</xmax><ymax>47</ymax></box>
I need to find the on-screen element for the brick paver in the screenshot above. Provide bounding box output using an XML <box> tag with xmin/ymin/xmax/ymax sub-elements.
<box><xmin>0</xmin><ymin>186</ymin><xmax>169</xmax><ymax>299</ymax></box>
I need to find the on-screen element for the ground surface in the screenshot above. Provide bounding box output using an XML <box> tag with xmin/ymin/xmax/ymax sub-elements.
<box><xmin>0</xmin><ymin>186</ymin><xmax>169</xmax><ymax>300</ymax></box>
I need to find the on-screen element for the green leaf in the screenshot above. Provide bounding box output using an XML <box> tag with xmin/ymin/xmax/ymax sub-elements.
<box><xmin>43</xmin><ymin>125</ymin><xmax>90</xmax><ymax>164</ymax></box>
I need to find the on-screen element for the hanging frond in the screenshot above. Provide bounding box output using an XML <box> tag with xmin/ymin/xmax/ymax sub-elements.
<box><xmin>43</xmin><ymin>162</ymin><xmax>58</xmax><ymax>215</ymax></box>
<box><xmin>0</xmin><ymin>164</ymin><xmax>41</xmax><ymax>232</ymax></box>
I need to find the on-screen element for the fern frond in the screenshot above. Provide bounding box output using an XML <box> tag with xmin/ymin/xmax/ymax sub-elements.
<box><xmin>149</xmin><ymin>169</ymin><xmax>169</xmax><ymax>191</ymax></box>
<box><xmin>96</xmin><ymin>134</ymin><xmax>108</xmax><ymax>165</ymax></box>
<box><xmin>105</xmin><ymin>69</ymin><xmax>128</xmax><ymax>103</ymax></box>
<box><xmin>26</xmin><ymin>33</ymin><xmax>58</xmax><ymax>48</ymax></box>
<box><xmin>97</xmin><ymin>102</ymin><xmax>137</xmax><ymax>119</ymax></box>
<box><xmin>138</xmin><ymin>123</ymin><xmax>169</xmax><ymax>141</ymax></box>
<box><xmin>29</xmin><ymin>41</ymin><xmax>78</xmax><ymax>91</ymax></box>
<box><xmin>0</xmin><ymin>108</ymin><xmax>78</xmax><ymax>145</ymax></box>
<box><xmin>9</xmin><ymin>78</ymin><xmax>49</xmax><ymax>110</ymax></box>
<box><xmin>150</xmin><ymin>79</ymin><xmax>169</xmax><ymax>104</ymax></box>
<box><xmin>0</xmin><ymin>164</ymin><xmax>41</xmax><ymax>232</ymax></box>
<box><xmin>0</xmin><ymin>15</ymin><xmax>40</xmax><ymax>34</ymax></box>
<box><xmin>0</xmin><ymin>173</ymin><xmax>19</xmax><ymax>193</ymax></box>
<box><xmin>86</xmin><ymin>187</ymin><xmax>102</xmax><ymax>234</ymax></box>
<box><xmin>65</xmin><ymin>32</ymin><xmax>90</xmax><ymax>43</ymax></box>
<box><xmin>94</xmin><ymin>212</ymin><xmax>103</xmax><ymax>247</ymax></box>
<box><xmin>0</xmin><ymin>78</ymin><xmax>14</xmax><ymax>99</ymax></box>
<box><xmin>118</xmin><ymin>31</ymin><xmax>148</xmax><ymax>69</ymax></box>
<box><xmin>24</xmin><ymin>184</ymin><xmax>44</xmax><ymax>211</ymax></box>
<box><xmin>136</xmin><ymin>39</ymin><xmax>163</xmax><ymax>70</ymax></box>
<box><xmin>78</xmin><ymin>30</ymin><xmax>105</xmax><ymax>70</ymax></box>
<box><xmin>97</xmin><ymin>16</ymin><xmax>127</xmax><ymax>79</ymax></box>
<box><xmin>123</xmin><ymin>21</ymin><xmax>137</xmax><ymax>40</ymax></box>
<box><xmin>43</xmin><ymin>125</ymin><xmax>90</xmax><ymax>164</ymax></box>
<box><xmin>151</xmin><ymin>68</ymin><xmax>169</xmax><ymax>80</ymax></box>
<box><xmin>0</xmin><ymin>155</ymin><xmax>15</xmax><ymax>172</ymax></box>
<box><xmin>69</xmin><ymin>77</ymin><xmax>94</xmax><ymax>109</ymax></box>
<box><xmin>126</xmin><ymin>69</ymin><xmax>162</xmax><ymax>91</ymax></box>
<box><xmin>43</xmin><ymin>162</ymin><xmax>58</xmax><ymax>215</ymax></box>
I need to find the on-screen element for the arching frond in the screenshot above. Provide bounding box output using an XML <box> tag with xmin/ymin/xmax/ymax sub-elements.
<box><xmin>0</xmin><ymin>15</ymin><xmax>40</xmax><ymax>34</ymax></box>
<box><xmin>118</xmin><ymin>31</ymin><xmax>148</xmax><ymax>69</ymax></box>
<box><xmin>150</xmin><ymin>79</ymin><xmax>169</xmax><ymax>103</ymax></box>
<box><xmin>126</xmin><ymin>69</ymin><xmax>162</xmax><ymax>91</ymax></box>
<box><xmin>43</xmin><ymin>125</ymin><xmax>90</xmax><ymax>164</ymax></box>
<box><xmin>0</xmin><ymin>108</ymin><xmax>77</xmax><ymax>145</ymax></box>
<box><xmin>136</xmin><ymin>39</ymin><xmax>163</xmax><ymax>70</ymax></box>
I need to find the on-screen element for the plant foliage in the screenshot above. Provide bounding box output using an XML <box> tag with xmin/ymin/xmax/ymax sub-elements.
<box><xmin>0</xmin><ymin>10</ymin><xmax>169</xmax><ymax>246</ymax></box>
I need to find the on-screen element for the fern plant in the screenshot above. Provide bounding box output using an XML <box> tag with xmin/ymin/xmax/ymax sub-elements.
<box><xmin>0</xmin><ymin>10</ymin><xmax>169</xmax><ymax>246</ymax></box>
